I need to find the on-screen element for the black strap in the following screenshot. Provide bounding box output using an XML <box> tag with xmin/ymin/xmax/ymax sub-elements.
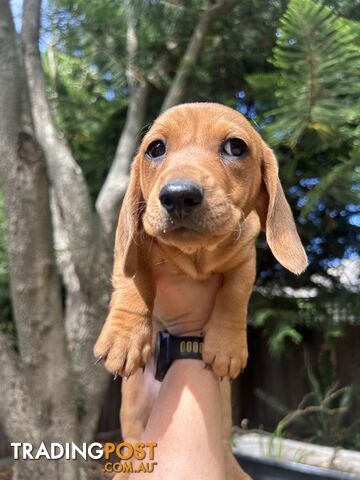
<box><xmin>155</xmin><ymin>331</ymin><xmax>203</xmax><ymax>381</ymax></box>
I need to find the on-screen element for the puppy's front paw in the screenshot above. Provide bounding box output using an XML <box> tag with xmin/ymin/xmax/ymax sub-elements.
<box><xmin>94</xmin><ymin>314</ymin><xmax>152</xmax><ymax>377</ymax></box>
<box><xmin>202</xmin><ymin>325</ymin><xmax>248</xmax><ymax>379</ymax></box>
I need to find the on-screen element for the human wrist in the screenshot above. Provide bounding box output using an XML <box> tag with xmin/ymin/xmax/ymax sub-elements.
<box><xmin>155</xmin><ymin>331</ymin><xmax>204</xmax><ymax>381</ymax></box>
<box><xmin>178</xmin><ymin>330</ymin><xmax>203</xmax><ymax>337</ymax></box>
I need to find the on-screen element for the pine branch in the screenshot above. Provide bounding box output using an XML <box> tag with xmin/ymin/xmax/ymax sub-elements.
<box><xmin>252</xmin><ymin>0</ymin><xmax>360</xmax><ymax>146</ymax></box>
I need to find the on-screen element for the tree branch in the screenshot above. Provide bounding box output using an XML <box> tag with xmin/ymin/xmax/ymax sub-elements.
<box><xmin>0</xmin><ymin>0</ymin><xmax>21</xmax><ymax>155</ymax></box>
<box><xmin>51</xmin><ymin>190</ymin><xmax>110</xmax><ymax>442</ymax></box>
<box><xmin>96</xmin><ymin>0</ymin><xmax>149</xmax><ymax>238</ymax></box>
<box><xmin>21</xmin><ymin>0</ymin><xmax>96</xmax><ymax>288</ymax></box>
<box><xmin>96</xmin><ymin>83</ymin><xmax>148</xmax><ymax>237</ymax></box>
<box><xmin>161</xmin><ymin>0</ymin><xmax>237</xmax><ymax>112</ymax></box>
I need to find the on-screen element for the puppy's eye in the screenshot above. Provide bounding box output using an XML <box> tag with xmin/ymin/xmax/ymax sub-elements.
<box><xmin>146</xmin><ymin>140</ymin><xmax>166</xmax><ymax>160</ymax></box>
<box><xmin>221</xmin><ymin>138</ymin><xmax>248</xmax><ymax>159</ymax></box>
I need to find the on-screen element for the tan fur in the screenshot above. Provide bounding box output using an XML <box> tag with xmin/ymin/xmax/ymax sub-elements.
<box><xmin>94</xmin><ymin>103</ymin><xmax>307</xmax><ymax>479</ymax></box>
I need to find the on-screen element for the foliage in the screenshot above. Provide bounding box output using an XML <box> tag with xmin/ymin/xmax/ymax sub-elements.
<box><xmin>256</xmin><ymin>347</ymin><xmax>360</xmax><ymax>449</ymax></box>
<box><xmin>251</xmin><ymin>0</ymin><xmax>360</xmax><ymax>145</ymax></box>
<box><xmin>250</xmin><ymin>289</ymin><xmax>360</xmax><ymax>357</ymax></box>
<box><xmin>251</xmin><ymin>293</ymin><xmax>305</xmax><ymax>357</ymax></box>
<box><xmin>246</xmin><ymin>0</ymin><xmax>360</xmax><ymax>342</ymax></box>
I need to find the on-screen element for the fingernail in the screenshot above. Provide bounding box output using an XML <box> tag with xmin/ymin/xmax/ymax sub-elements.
<box><xmin>94</xmin><ymin>356</ymin><xmax>102</xmax><ymax>365</ymax></box>
<box><xmin>113</xmin><ymin>372</ymin><xmax>118</xmax><ymax>381</ymax></box>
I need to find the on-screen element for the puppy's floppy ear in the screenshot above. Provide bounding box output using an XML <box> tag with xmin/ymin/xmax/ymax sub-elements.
<box><xmin>256</xmin><ymin>142</ymin><xmax>308</xmax><ymax>274</ymax></box>
<box><xmin>114</xmin><ymin>157</ymin><xmax>144</xmax><ymax>277</ymax></box>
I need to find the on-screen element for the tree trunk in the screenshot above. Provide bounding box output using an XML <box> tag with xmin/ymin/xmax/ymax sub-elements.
<box><xmin>5</xmin><ymin>128</ymin><xmax>80</xmax><ymax>479</ymax></box>
<box><xmin>21</xmin><ymin>0</ymin><xmax>113</xmax><ymax>442</ymax></box>
<box><xmin>50</xmin><ymin>191</ymin><xmax>111</xmax><ymax>442</ymax></box>
<box><xmin>0</xmin><ymin>2</ymin><xmax>80</xmax><ymax>478</ymax></box>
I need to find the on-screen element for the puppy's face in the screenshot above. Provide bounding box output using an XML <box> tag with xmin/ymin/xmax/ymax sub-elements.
<box><xmin>119</xmin><ymin>102</ymin><xmax>307</xmax><ymax>276</ymax></box>
<box><xmin>139</xmin><ymin>103</ymin><xmax>263</xmax><ymax>252</ymax></box>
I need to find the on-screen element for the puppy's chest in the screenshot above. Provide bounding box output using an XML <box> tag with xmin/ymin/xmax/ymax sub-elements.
<box><xmin>153</xmin><ymin>249</ymin><xmax>213</xmax><ymax>280</ymax></box>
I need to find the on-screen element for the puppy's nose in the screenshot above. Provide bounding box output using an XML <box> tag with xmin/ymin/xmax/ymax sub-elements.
<box><xmin>159</xmin><ymin>180</ymin><xmax>204</xmax><ymax>216</ymax></box>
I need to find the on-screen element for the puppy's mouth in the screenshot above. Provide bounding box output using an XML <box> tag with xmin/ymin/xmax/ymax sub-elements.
<box><xmin>159</xmin><ymin>217</ymin><xmax>210</xmax><ymax>235</ymax></box>
<box><xmin>143</xmin><ymin>207</ymin><xmax>241</xmax><ymax>246</ymax></box>
<box><xmin>155</xmin><ymin>221</ymin><xmax>229</xmax><ymax>253</ymax></box>
<box><xmin>142</xmin><ymin>180</ymin><xmax>243</xmax><ymax>247</ymax></box>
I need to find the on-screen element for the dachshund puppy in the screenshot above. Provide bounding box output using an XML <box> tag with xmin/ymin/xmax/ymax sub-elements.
<box><xmin>95</xmin><ymin>102</ymin><xmax>307</xmax><ymax>379</ymax></box>
<box><xmin>94</xmin><ymin>103</ymin><xmax>307</xmax><ymax>480</ymax></box>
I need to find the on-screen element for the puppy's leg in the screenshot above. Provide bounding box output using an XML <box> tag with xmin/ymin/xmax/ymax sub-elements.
<box><xmin>114</xmin><ymin>363</ymin><xmax>160</xmax><ymax>480</ymax></box>
<box><xmin>120</xmin><ymin>360</ymin><xmax>161</xmax><ymax>443</ymax></box>
<box><xmin>203</xmin><ymin>249</ymin><xmax>256</xmax><ymax>379</ymax></box>
<box><xmin>220</xmin><ymin>379</ymin><xmax>252</xmax><ymax>480</ymax></box>
<box><xmin>94</xmin><ymin>262</ymin><xmax>154</xmax><ymax>377</ymax></box>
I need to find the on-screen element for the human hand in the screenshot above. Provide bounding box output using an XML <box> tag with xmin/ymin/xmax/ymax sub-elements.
<box><xmin>153</xmin><ymin>270</ymin><xmax>223</xmax><ymax>336</ymax></box>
